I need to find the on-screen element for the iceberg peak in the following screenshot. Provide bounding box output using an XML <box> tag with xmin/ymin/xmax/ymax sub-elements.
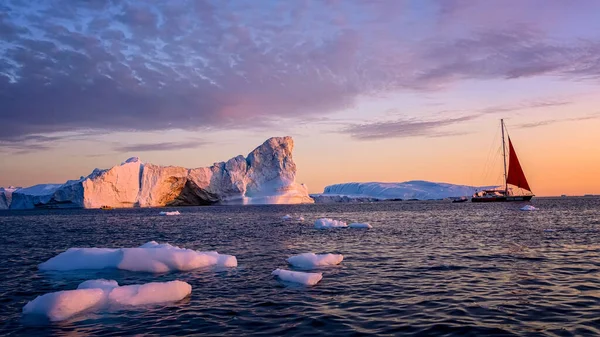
<box><xmin>122</xmin><ymin>157</ymin><xmax>141</xmax><ymax>165</ymax></box>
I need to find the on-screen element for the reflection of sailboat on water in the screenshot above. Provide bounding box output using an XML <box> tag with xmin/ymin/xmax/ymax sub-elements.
<box><xmin>472</xmin><ymin>119</ymin><xmax>534</xmax><ymax>202</ymax></box>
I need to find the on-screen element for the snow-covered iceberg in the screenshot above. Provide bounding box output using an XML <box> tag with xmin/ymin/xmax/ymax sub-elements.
<box><xmin>23</xmin><ymin>280</ymin><xmax>191</xmax><ymax>321</ymax></box>
<box><xmin>315</xmin><ymin>181</ymin><xmax>492</xmax><ymax>201</ymax></box>
<box><xmin>272</xmin><ymin>269</ymin><xmax>323</xmax><ymax>286</ymax></box>
<box><xmin>9</xmin><ymin>137</ymin><xmax>314</xmax><ymax>209</ymax></box>
<box><xmin>349</xmin><ymin>223</ymin><xmax>372</xmax><ymax>229</ymax></box>
<box><xmin>314</xmin><ymin>218</ymin><xmax>348</xmax><ymax>229</ymax></box>
<box><xmin>287</xmin><ymin>253</ymin><xmax>344</xmax><ymax>269</ymax></box>
<box><xmin>39</xmin><ymin>241</ymin><xmax>237</xmax><ymax>273</ymax></box>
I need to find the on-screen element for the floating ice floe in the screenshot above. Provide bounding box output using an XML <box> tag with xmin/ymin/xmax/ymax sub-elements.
<box><xmin>38</xmin><ymin>241</ymin><xmax>237</xmax><ymax>272</ymax></box>
<box><xmin>314</xmin><ymin>218</ymin><xmax>347</xmax><ymax>229</ymax></box>
<box><xmin>348</xmin><ymin>222</ymin><xmax>372</xmax><ymax>229</ymax></box>
<box><xmin>287</xmin><ymin>253</ymin><xmax>343</xmax><ymax>269</ymax></box>
<box><xmin>282</xmin><ymin>214</ymin><xmax>292</xmax><ymax>220</ymax></box>
<box><xmin>23</xmin><ymin>280</ymin><xmax>191</xmax><ymax>322</ymax></box>
<box><xmin>520</xmin><ymin>205</ymin><xmax>537</xmax><ymax>211</ymax></box>
<box><xmin>543</xmin><ymin>229</ymin><xmax>555</xmax><ymax>232</ymax></box>
<box><xmin>272</xmin><ymin>269</ymin><xmax>322</xmax><ymax>286</ymax></box>
<box><xmin>296</xmin><ymin>216</ymin><xmax>305</xmax><ymax>221</ymax></box>
<box><xmin>159</xmin><ymin>211</ymin><xmax>180</xmax><ymax>216</ymax></box>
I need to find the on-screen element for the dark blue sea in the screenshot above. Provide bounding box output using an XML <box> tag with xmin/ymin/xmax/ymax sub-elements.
<box><xmin>1</xmin><ymin>198</ymin><xmax>600</xmax><ymax>336</ymax></box>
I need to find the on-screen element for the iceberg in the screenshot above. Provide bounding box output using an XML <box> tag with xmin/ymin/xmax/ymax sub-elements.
<box><xmin>271</xmin><ymin>269</ymin><xmax>323</xmax><ymax>286</ymax></box>
<box><xmin>282</xmin><ymin>214</ymin><xmax>293</xmax><ymax>220</ymax></box>
<box><xmin>520</xmin><ymin>205</ymin><xmax>537</xmax><ymax>211</ymax></box>
<box><xmin>39</xmin><ymin>241</ymin><xmax>237</xmax><ymax>273</ymax></box>
<box><xmin>287</xmin><ymin>253</ymin><xmax>344</xmax><ymax>269</ymax></box>
<box><xmin>9</xmin><ymin>137</ymin><xmax>314</xmax><ymax>209</ymax></box>
<box><xmin>315</xmin><ymin>181</ymin><xmax>493</xmax><ymax>201</ymax></box>
<box><xmin>349</xmin><ymin>223</ymin><xmax>372</xmax><ymax>229</ymax></box>
<box><xmin>159</xmin><ymin>211</ymin><xmax>181</xmax><ymax>216</ymax></box>
<box><xmin>23</xmin><ymin>280</ymin><xmax>191</xmax><ymax>321</ymax></box>
<box><xmin>314</xmin><ymin>218</ymin><xmax>348</xmax><ymax>229</ymax></box>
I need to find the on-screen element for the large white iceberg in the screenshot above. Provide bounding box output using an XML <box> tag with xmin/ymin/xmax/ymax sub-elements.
<box><xmin>315</xmin><ymin>181</ymin><xmax>493</xmax><ymax>201</ymax></box>
<box><xmin>39</xmin><ymin>241</ymin><xmax>237</xmax><ymax>273</ymax></box>
<box><xmin>272</xmin><ymin>269</ymin><xmax>323</xmax><ymax>286</ymax></box>
<box><xmin>23</xmin><ymin>280</ymin><xmax>191</xmax><ymax>321</ymax></box>
<box><xmin>314</xmin><ymin>218</ymin><xmax>348</xmax><ymax>229</ymax></box>
<box><xmin>9</xmin><ymin>137</ymin><xmax>314</xmax><ymax>209</ymax></box>
<box><xmin>287</xmin><ymin>253</ymin><xmax>344</xmax><ymax>269</ymax></box>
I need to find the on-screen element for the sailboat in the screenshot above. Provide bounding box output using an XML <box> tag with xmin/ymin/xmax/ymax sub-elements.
<box><xmin>471</xmin><ymin>119</ymin><xmax>534</xmax><ymax>202</ymax></box>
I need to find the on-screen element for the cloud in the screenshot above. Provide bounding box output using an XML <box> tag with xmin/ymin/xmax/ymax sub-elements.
<box><xmin>1</xmin><ymin>0</ymin><xmax>600</xmax><ymax>143</ymax></box>
<box><xmin>517</xmin><ymin>114</ymin><xmax>600</xmax><ymax>129</ymax></box>
<box><xmin>479</xmin><ymin>99</ymin><xmax>572</xmax><ymax>114</ymax></box>
<box><xmin>113</xmin><ymin>140</ymin><xmax>208</xmax><ymax>152</ymax></box>
<box><xmin>341</xmin><ymin>115</ymin><xmax>478</xmax><ymax>140</ymax></box>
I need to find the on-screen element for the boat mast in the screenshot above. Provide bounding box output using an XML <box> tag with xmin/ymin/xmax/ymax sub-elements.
<box><xmin>501</xmin><ymin>119</ymin><xmax>508</xmax><ymax>194</ymax></box>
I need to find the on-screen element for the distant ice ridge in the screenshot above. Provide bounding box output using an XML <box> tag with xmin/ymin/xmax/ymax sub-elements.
<box><xmin>272</xmin><ymin>269</ymin><xmax>323</xmax><ymax>286</ymax></box>
<box><xmin>314</xmin><ymin>218</ymin><xmax>348</xmax><ymax>229</ymax></box>
<box><xmin>316</xmin><ymin>181</ymin><xmax>493</xmax><ymax>201</ymax></box>
<box><xmin>0</xmin><ymin>186</ymin><xmax>20</xmax><ymax>210</ymax></box>
<box><xmin>22</xmin><ymin>279</ymin><xmax>191</xmax><ymax>321</ymax></box>
<box><xmin>287</xmin><ymin>253</ymin><xmax>344</xmax><ymax>269</ymax></box>
<box><xmin>8</xmin><ymin>137</ymin><xmax>314</xmax><ymax>209</ymax></box>
<box><xmin>39</xmin><ymin>241</ymin><xmax>237</xmax><ymax>272</ymax></box>
<box><xmin>160</xmin><ymin>211</ymin><xmax>180</xmax><ymax>216</ymax></box>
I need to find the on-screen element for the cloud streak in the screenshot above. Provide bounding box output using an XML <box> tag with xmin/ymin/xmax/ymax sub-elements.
<box><xmin>341</xmin><ymin>115</ymin><xmax>478</xmax><ymax>140</ymax></box>
<box><xmin>517</xmin><ymin>115</ymin><xmax>600</xmax><ymax>129</ymax></box>
<box><xmin>114</xmin><ymin>140</ymin><xmax>208</xmax><ymax>152</ymax></box>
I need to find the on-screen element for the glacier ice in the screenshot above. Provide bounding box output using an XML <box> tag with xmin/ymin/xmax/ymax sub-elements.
<box><xmin>349</xmin><ymin>223</ymin><xmax>372</xmax><ymax>229</ymax></box>
<box><xmin>0</xmin><ymin>186</ymin><xmax>19</xmax><ymax>210</ymax></box>
<box><xmin>9</xmin><ymin>137</ymin><xmax>314</xmax><ymax>209</ymax></box>
<box><xmin>23</xmin><ymin>280</ymin><xmax>191</xmax><ymax>321</ymax></box>
<box><xmin>272</xmin><ymin>269</ymin><xmax>323</xmax><ymax>286</ymax></box>
<box><xmin>314</xmin><ymin>218</ymin><xmax>348</xmax><ymax>229</ymax></box>
<box><xmin>39</xmin><ymin>241</ymin><xmax>237</xmax><ymax>272</ymax></box>
<box><xmin>287</xmin><ymin>253</ymin><xmax>344</xmax><ymax>269</ymax></box>
<box><xmin>315</xmin><ymin>181</ymin><xmax>494</xmax><ymax>201</ymax></box>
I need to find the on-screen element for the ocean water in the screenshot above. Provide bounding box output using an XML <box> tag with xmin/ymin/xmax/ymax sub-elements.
<box><xmin>1</xmin><ymin>198</ymin><xmax>600</xmax><ymax>336</ymax></box>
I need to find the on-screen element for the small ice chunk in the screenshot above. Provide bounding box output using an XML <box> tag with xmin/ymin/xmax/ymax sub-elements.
<box><xmin>23</xmin><ymin>280</ymin><xmax>191</xmax><ymax>322</ymax></box>
<box><xmin>22</xmin><ymin>288</ymin><xmax>106</xmax><ymax>321</ymax></box>
<box><xmin>543</xmin><ymin>229</ymin><xmax>555</xmax><ymax>232</ymax></box>
<box><xmin>159</xmin><ymin>211</ymin><xmax>180</xmax><ymax>216</ymax></box>
<box><xmin>272</xmin><ymin>269</ymin><xmax>323</xmax><ymax>286</ymax></box>
<box><xmin>349</xmin><ymin>223</ymin><xmax>372</xmax><ymax>229</ymax></box>
<box><xmin>314</xmin><ymin>218</ymin><xmax>347</xmax><ymax>229</ymax></box>
<box><xmin>296</xmin><ymin>216</ymin><xmax>305</xmax><ymax>221</ymax></box>
<box><xmin>287</xmin><ymin>253</ymin><xmax>343</xmax><ymax>269</ymax></box>
<box><xmin>108</xmin><ymin>280</ymin><xmax>192</xmax><ymax>306</ymax></box>
<box><xmin>77</xmin><ymin>279</ymin><xmax>119</xmax><ymax>290</ymax></box>
<box><xmin>39</xmin><ymin>241</ymin><xmax>237</xmax><ymax>272</ymax></box>
<box><xmin>282</xmin><ymin>214</ymin><xmax>292</xmax><ymax>220</ymax></box>
<box><xmin>520</xmin><ymin>205</ymin><xmax>537</xmax><ymax>211</ymax></box>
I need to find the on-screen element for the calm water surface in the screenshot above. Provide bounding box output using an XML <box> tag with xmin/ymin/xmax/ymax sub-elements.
<box><xmin>1</xmin><ymin>198</ymin><xmax>600</xmax><ymax>336</ymax></box>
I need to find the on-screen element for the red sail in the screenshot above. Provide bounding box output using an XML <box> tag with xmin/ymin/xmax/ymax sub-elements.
<box><xmin>506</xmin><ymin>137</ymin><xmax>531</xmax><ymax>192</ymax></box>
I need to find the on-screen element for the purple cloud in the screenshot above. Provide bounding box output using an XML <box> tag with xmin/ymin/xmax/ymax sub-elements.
<box><xmin>1</xmin><ymin>0</ymin><xmax>600</xmax><ymax>144</ymax></box>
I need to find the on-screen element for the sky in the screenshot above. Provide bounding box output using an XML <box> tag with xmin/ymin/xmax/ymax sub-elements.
<box><xmin>1</xmin><ymin>0</ymin><xmax>600</xmax><ymax>196</ymax></box>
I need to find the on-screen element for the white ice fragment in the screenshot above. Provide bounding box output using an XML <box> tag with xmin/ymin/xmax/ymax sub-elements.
<box><xmin>77</xmin><ymin>279</ymin><xmax>119</xmax><ymax>290</ymax></box>
<box><xmin>520</xmin><ymin>205</ymin><xmax>537</xmax><ymax>211</ymax></box>
<box><xmin>282</xmin><ymin>214</ymin><xmax>292</xmax><ymax>220</ymax></box>
<box><xmin>296</xmin><ymin>216</ymin><xmax>305</xmax><ymax>221</ymax></box>
<box><xmin>22</xmin><ymin>288</ymin><xmax>106</xmax><ymax>321</ymax></box>
<box><xmin>287</xmin><ymin>253</ymin><xmax>343</xmax><ymax>269</ymax></box>
<box><xmin>159</xmin><ymin>211</ymin><xmax>180</xmax><ymax>216</ymax></box>
<box><xmin>23</xmin><ymin>280</ymin><xmax>191</xmax><ymax>322</ymax></box>
<box><xmin>108</xmin><ymin>280</ymin><xmax>192</xmax><ymax>306</ymax></box>
<box><xmin>39</xmin><ymin>241</ymin><xmax>237</xmax><ymax>272</ymax></box>
<box><xmin>349</xmin><ymin>223</ymin><xmax>372</xmax><ymax>229</ymax></box>
<box><xmin>272</xmin><ymin>269</ymin><xmax>323</xmax><ymax>286</ymax></box>
<box><xmin>314</xmin><ymin>218</ymin><xmax>347</xmax><ymax>229</ymax></box>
